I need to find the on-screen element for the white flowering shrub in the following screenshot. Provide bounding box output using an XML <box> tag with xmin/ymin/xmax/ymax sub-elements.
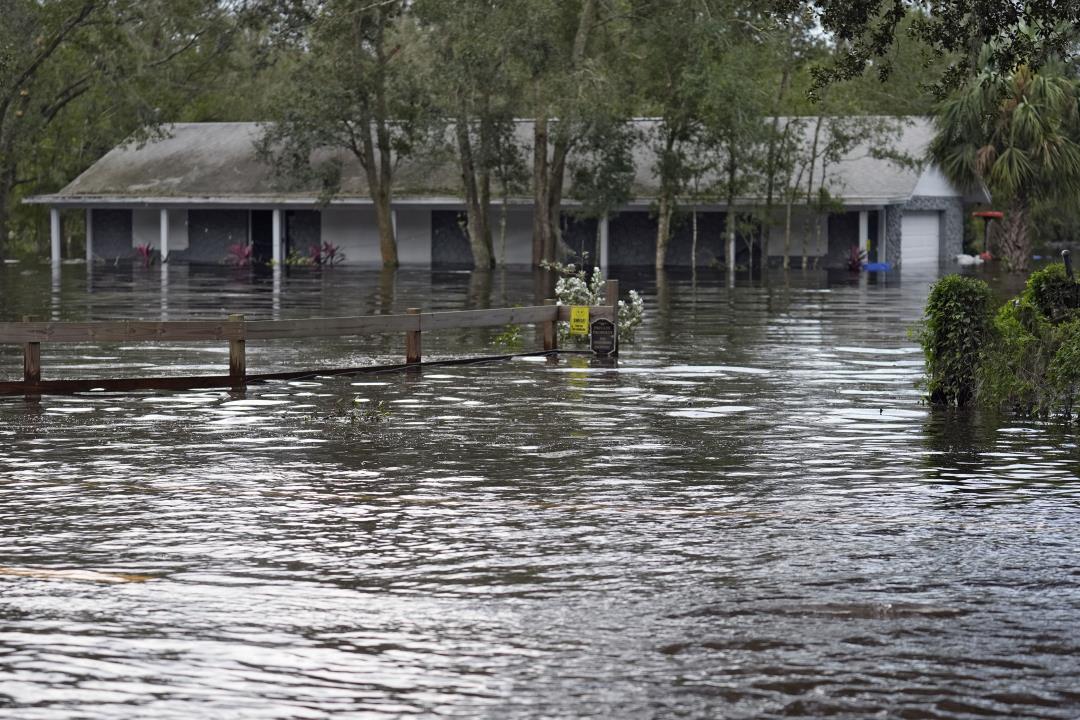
<box><xmin>543</xmin><ymin>261</ymin><xmax>645</xmax><ymax>342</ymax></box>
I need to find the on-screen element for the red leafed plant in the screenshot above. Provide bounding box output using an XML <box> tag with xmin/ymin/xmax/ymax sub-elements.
<box><xmin>135</xmin><ymin>244</ymin><xmax>153</xmax><ymax>267</ymax></box>
<box><xmin>227</xmin><ymin>243</ymin><xmax>253</xmax><ymax>267</ymax></box>
<box><xmin>848</xmin><ymin>245</ymin><xmax>867</xmax><ymax>272</ymax></box>
<box><xmin>309</xmin><ymin>241</ymin><xmax>344</xmax><ymax>266</ymax></box>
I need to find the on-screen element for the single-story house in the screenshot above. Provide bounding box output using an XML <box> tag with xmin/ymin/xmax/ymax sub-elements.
<box><xmin>25</xmin><ymin>117</ymin><xmax>988</xmax><ymax>269</ymax></box>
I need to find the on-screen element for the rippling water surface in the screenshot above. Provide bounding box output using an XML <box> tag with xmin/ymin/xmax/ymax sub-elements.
<box><xmin>1</xmin><ymin>264</ymin><xmax>1078</xmax><ymax>719</ymax></box>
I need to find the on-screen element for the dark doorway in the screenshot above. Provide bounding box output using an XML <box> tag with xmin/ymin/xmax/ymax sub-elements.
<box><xmin>285</xmin><ymin>210</ymin><xmax>320</xmax><ymax>257</ymax></box>
<box><xmin>251</xmin><ymin>211</ymin><xmax>273</xmax><ymax>264</ymax></box>
<box><xmin>431</xmin><ymin>210</ymin><xmax>474</xmax><ymax>267</ymax></box>
<box><xmin>561</xmin><ymin>216</ymin><xmax>599</xmax><ymax>268</ymax></box>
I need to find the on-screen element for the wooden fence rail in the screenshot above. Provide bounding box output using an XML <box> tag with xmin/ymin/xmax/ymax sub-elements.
<box><xmin>0</xmin><ymin>280</ymin><xmax>619</xmax><ymax>398</ymax></box>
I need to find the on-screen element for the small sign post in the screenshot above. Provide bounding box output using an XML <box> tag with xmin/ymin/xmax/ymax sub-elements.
<box><xmin>590</xmin><ymin>318</ymin><xmax>617</xmax><ymax>357</ymax></box>
<box><xmin>570</xmin><ymin>306</ymin><xmax>590</xmax><ymax>336</ymax></box>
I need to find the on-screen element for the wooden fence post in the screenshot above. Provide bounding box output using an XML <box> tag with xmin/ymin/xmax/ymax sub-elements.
<box><xmin>605</xmin><ymin>278</ymin><xmax>619</xmax><ymax>308</ymax></box>
<box><xmin>228</xmin><ymin>314</ymin><xmax>246</xmax><ymax>390</ymax></box>
<box><xmin>406</xmin><ymin>308</ymin><xmax>422</xmax><ymax>364</ymax></box>
<box><xmin>23</xmin><ymin>315</ymin><xmax>40</xmax><ymax>401</ymax></box>
<box><xmin>605</xmin><ymin>279</ymin><xmax>619</xmax><ymax>357</ymax></box>
<box><xmin>543</xmin><ymin>299</ymin><xmax>558</xmax><ymax>351</ymax></box>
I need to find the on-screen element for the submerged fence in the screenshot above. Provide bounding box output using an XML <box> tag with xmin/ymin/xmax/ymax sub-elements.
<box><xmin>0</xmin><ymin>281</ymin><xmax>619</xmax><ymax>397</ymax></box>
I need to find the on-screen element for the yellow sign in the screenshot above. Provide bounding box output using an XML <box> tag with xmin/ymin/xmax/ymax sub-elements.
<box><xmin>569</xmin><ymin>306</ymin><xmax>590</xmax><ymax>336</ymax></box>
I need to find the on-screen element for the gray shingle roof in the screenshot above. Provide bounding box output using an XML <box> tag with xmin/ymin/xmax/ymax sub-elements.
<box><xmin>27</xmin><ymin>116</ymin><xmax>967</xmax><ymax>208</ymax></box>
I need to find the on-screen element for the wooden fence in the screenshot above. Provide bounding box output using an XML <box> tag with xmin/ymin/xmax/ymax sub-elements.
<box><xmin>0</xmin><ymin>281</ymin><xmax>619</xmax><ymax>397</ymax></box>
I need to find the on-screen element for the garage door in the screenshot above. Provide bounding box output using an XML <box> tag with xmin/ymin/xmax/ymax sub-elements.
<box><xmin>901</xmin><ymin>212</ymin><xmax>940</xmax><ymax>266</ymax></box>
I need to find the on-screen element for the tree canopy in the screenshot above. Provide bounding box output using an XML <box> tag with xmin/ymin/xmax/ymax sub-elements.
<box><xmin>6</xmin><ymin>0</ymin><xmax>1080</xmax><ymax>269</ymax></box>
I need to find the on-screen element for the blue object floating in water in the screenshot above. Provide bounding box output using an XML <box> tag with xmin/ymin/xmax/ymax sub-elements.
<box><xmin>864</xmin><ymin>262</ymin><xmax>891</xmax><ymax>272</ymax></box>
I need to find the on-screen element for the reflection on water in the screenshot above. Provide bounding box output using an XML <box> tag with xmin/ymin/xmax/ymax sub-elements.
<box><xmin>1</xmin><ymin>263</ymin><xmax>1079</xmax><ymax>719</ymax></box>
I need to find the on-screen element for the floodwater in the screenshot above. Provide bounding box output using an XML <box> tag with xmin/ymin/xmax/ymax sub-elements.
<box><xmin>0</xmin><ymin>263</ymin><xmax>1078</xmax><ymax>719</ymax></box>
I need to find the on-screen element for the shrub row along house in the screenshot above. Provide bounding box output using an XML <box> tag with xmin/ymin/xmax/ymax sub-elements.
<box><xmin>26</xmin><ymin>117</ymin><xmax>986</xmax><ymax>269</ymax></box>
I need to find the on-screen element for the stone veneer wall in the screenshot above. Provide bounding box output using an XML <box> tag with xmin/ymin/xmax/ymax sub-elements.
<box><xmin>884</xmin><ymin>205</ymin><xmax>903</xmax><ymax>267</ymax></box>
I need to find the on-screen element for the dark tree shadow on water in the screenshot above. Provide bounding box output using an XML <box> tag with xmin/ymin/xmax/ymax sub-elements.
<box><xmin>921</xmin><ymin>407</ymin><xmax>1080</xmax><ymax>506</ymax></box>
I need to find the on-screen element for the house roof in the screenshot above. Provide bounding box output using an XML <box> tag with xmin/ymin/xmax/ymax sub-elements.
<box><xmin>25</xmin><ymin>117</ymin><xmax>986</xmax><ymax>209</ymax></box>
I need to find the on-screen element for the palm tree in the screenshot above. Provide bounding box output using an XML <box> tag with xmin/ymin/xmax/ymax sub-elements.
<box><xmin>930</xmin><ymin>60</ymin><xmax>1080</xmax><ymax>272</ymax></box>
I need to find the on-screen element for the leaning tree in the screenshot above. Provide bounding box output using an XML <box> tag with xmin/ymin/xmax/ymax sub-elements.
<box><xmin>929</xmin><ymin>60</ymin><xmax>1080</xmax><ymax>272</ymax></box>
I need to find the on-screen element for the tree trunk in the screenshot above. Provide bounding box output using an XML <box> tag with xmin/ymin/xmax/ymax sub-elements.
<box><xmin>532</xmin><ymin>113</ymin><xmax>550</xmax><ymax>266</ymax></box>
<box><xmin>366</xmin><ymin>16</ymin><xmax>398</xmax><ymax>267</ymax></box>
<box><xmin>0</xmin><ymin>179</ymin><xmax>10</xmax><ymax>261</ymax></box>
<box><xmin>373</xmin><ymin>186</ymin><xmax>397</xmax><ymax>267</ymax></box>
<box><xmin>499</xmin><ymin>189</ymin><xmax>509</xmax><ymax>265</ymax></box>
<box><xmin>1000</xmin><ymin>199</ymin><xmax>1030</xmax><ymax>272</ymax></box>
<box><xmin>457</xmin><ymin>115</ymin><xmax>493</xmax><ymax>269</ymax></box>
<box><xmin>655</xmin><ymin>191</ymin><xmax>673</xmax><ymax>269</ymax></box>
<box><xmin>655</xmin><ymin>129</ymin><xmax>679</xmax><ymax>270</ymax></box>
<box><xmin>691</xmin><ymin>207</ymin><xmax>698</xmax><ymax>270</ymax></box>
<box><xmin>783</xmin><ymin>195</ymin><xmax>793</xmax><ymax>270</ymax></box>
<box><xmin>548</xmin><ymin>127</ymin><xmax>571</xmax><ymax>263</ymax></box>
<box><xmin>803</xmin><ymin>116</ymin><xmax>824</xmax><ymax>271</ymax></box>
<box><xmin>762</xmin><ymin>33</ymin><xmax>795</xmax><ymax>273</ymax></box>
<box><xmin>478</xmin><ymin>109</ymin><xmax>495</xmax><ymax>262</ymax></box>
<box><xmin>727</xmin><ymin>211</ymin><xmax>737</xmax><ymax>270</ymax></box>
<box><xmin>529</xmin><ymin>0</ymin><xmax>597</xmax><ymax>267</ymax></box>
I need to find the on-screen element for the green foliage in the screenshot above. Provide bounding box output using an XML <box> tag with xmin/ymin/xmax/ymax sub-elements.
<box><xmin>930</xmin><ymin>60</ymin><xmax>1080</xmax><ymax>271</ymax></box>
<box><xmin>0</xmin><ymin>0</ymin><xmax>249</xmax><ymax>256</ymax></box>
<box><xmin>1025</xmin><ymin>263</ymin><xmax>1080</xmax><ymax>322</ymax></box>
<box><xmin>921</xmin><ymin>264</ymin><xmax>1080</xmax><ymax>419</ymax></box>
<box><xmin>303</xmin><ymin>397</ymin><xmax>392</xmax><ymax>435</ymax></box>
<box><xmin>795</xmin><ymin>0</ymin><xmax>1080</xmax><ymax>94</ymax></box>
<box><xmin>491</xmin><ymin>324</ymin><xmax>524</xmax><ymax>351</ymax></box>
<box><xmin>919</xmin><ymin>274</ymin><xmax>995</xmax><ymax>407</ymax></box>
<box><xmin>978</xmin><ymin>265</ymin><xmax>1080</xmax><ymax>418</ymax></box>
<box><xmin>542</xmin><ymin>261</ymin><xmax>645</xmax><ymax>342</ymax></box>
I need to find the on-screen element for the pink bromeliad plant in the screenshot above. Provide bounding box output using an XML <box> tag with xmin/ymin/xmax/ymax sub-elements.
<box><xmin>309</xmin><ymin>241</ymin><xmax>344</xmax><ymax>266</ymax></box>
<box><xmin>226</xmin><ymin>243</ymin><xmax>253</xmax><ymax>267</ymax></box>
<box><xmin>135</xmin><ymin>244</ymin><xmax>153</xmax><ymax>267</ymax></box>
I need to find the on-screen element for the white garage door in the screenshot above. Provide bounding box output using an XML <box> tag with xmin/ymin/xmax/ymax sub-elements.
<box><xmin>901</xmin><ymin>212</ymin><xmax>940</xmax><ymax>266</ymax></box>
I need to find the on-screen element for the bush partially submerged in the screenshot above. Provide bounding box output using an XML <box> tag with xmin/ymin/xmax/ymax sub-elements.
<box><xmin>921</xmin><ymin>264</ymin><xmax>1080</xmax><ymax>419</ymax></box>
<box><xmin>541</xmin><ymin>261</ymin><xmax>645</xmax><ymax>341</ymax></box>
<box><xmin>920</xmin><ymin>275</ymin><xmax>995</xmax><ymax>407</ymax></box>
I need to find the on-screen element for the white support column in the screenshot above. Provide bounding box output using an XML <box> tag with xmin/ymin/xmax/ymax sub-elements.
<box><xmin>85</xmin><ymin>208</ymin><xmax>94</xmax><ymax>264</ymax></box>
<box><xmin>272</xmin><ymin>208</ymin><xmax>283</xmax><ymax>265</ymax></box>
<box><xmin>878</xmin><ymin>208</ymin><xmax>888</xmax><ymax>265</ymax></box>
<box><xmin>599</xmin><ymin>215</ymin><xmax>610</xmax><ymax>271</ymax></box>
<box><xmin>51</xmin><ymin>262</ymin><xmax>61</xmax><ymax>319</ymax></box>
<box><xmin>858</xmin><ymin>210</ymin><xmax>869</xmax><ymax>255</ymax></box>
<box><xmin>391</xmin><ymin>209</ymin><xmax>398</xmax><ymax>240</ymax></box>
<box><xmin>159</xmin><ymin>208</ymin><xmax>169</xmax><ymax>263</ymax></box>
<box><xmin>50</xmin><ymin>208</ymin><xmax>61</xmax><ymax>264</ymax></box>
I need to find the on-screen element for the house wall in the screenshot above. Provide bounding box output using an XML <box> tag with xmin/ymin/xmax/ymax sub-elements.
<box><xmin>321</xmin><ymin>208</ymin><xmax>380</xmax><ymax>264</ymax></box>
<box><xmin>911</xmin><ymin>166</ymin><xmax>956</xmax><ymax>197</ymax></box>
<box><xmin>397</xmin><ymin>208</ymin><xmax>431</xmax><ymax>265</ymax></box>
<box><xmin>133</xmin><ymin>209</ymin><xmax>189</xmax><ymax>252</ymax></box>
<box><xmin>321</xmin><ymin>207</ymin><xmax>430</xmax><ymax>265</ymax></box>
<box><xmin>82</xmin><ymin>202</ymin><xmax>871</xmax><ymax>268</ymax></box>
<box><xmin>497</xmin><ymin>208</ymin><xmax>533</xmax><ymax>265</ymax></box>
<box><xmin>763</xmin><ymin>208</ymin><xmax>829</xmax><ymax>260</ymax></box>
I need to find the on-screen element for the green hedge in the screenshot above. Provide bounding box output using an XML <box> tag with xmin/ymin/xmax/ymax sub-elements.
<box><xmin>920</xmin><ymin>265</ymin><xmax>1080</xmax><ymax>419</ymax></box>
